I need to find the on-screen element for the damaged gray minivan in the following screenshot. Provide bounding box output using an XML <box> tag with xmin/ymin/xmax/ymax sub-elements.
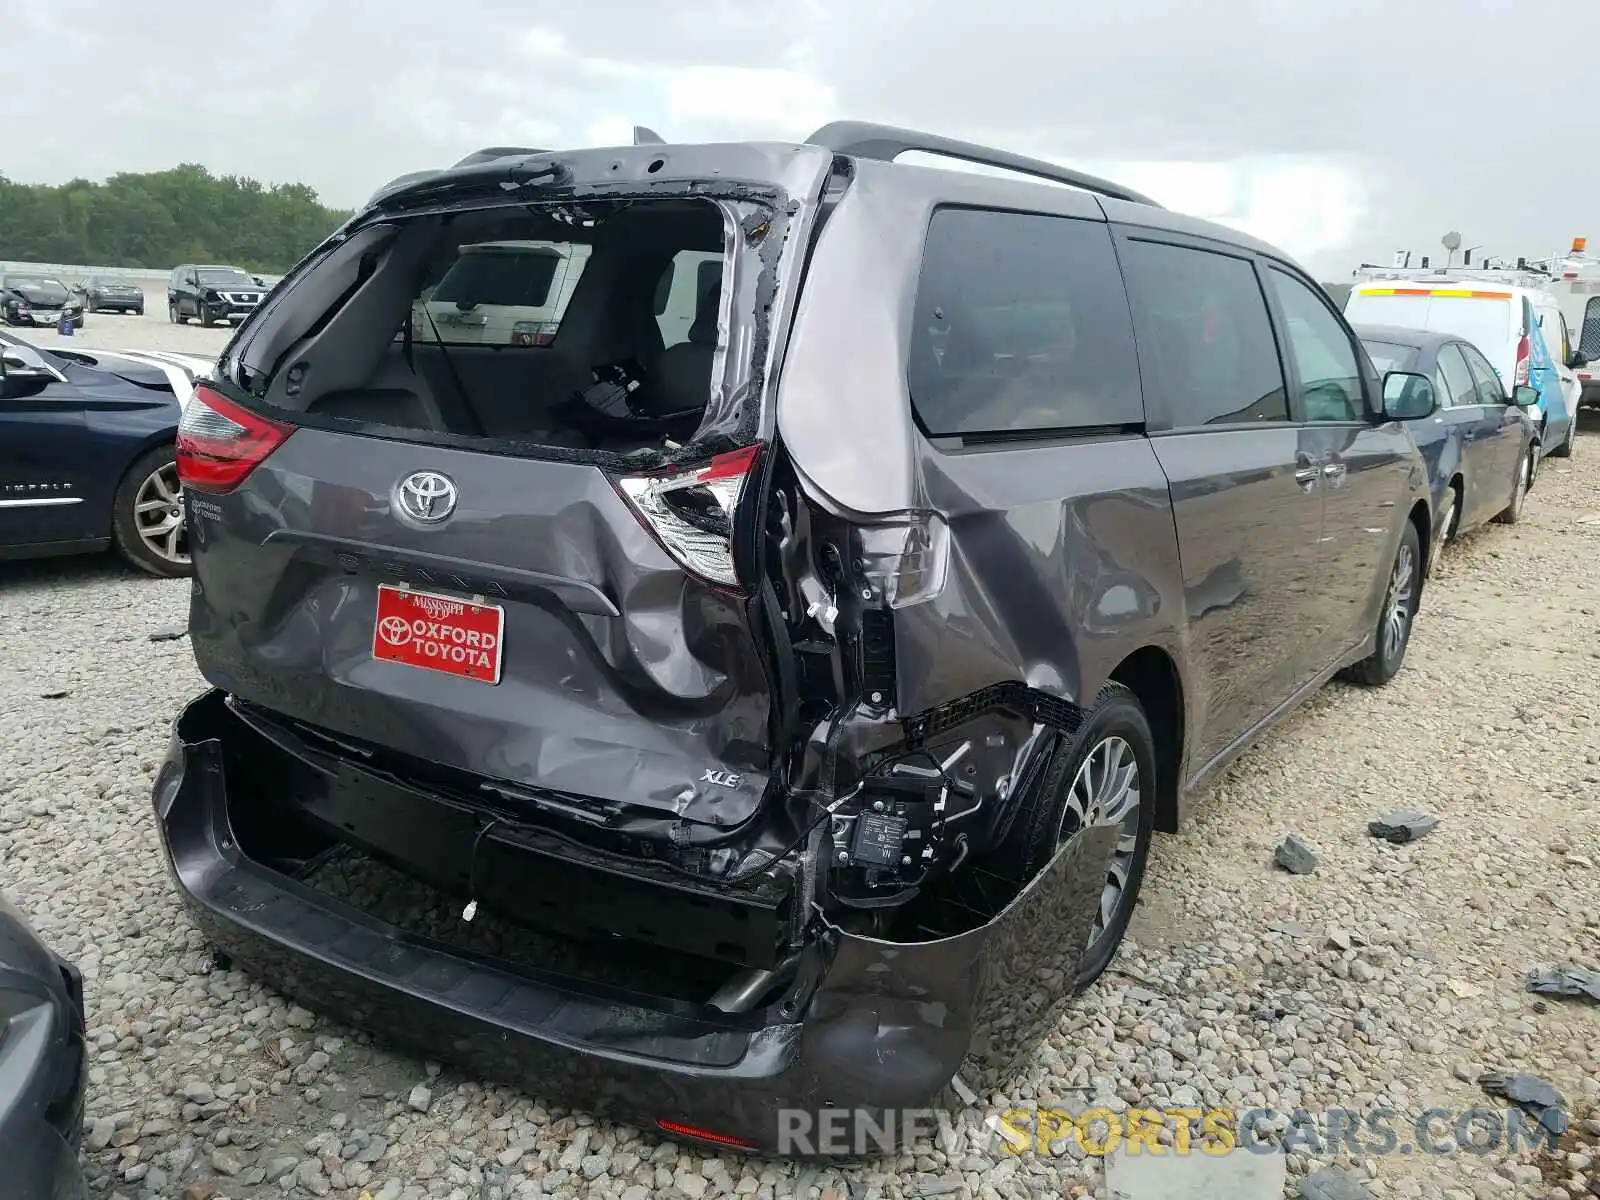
<box><xmin>153</xmin><ymin>122</ymin><xmax>1432</xmax><ymax>1155</ymax></box>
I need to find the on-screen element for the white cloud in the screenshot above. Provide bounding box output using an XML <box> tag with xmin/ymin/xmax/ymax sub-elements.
<box><xmin>662</xmin><ymin>67</ymin><xmax>837</xmax><ymax>137</ymax></box>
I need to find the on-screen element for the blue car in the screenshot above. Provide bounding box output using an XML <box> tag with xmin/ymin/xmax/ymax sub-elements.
<box><xmin>0</xmin><ymin>330</ymin><xmax>213</xmax><ymax>577</ymax></box>
<box><xmin>1355</xmin><ymin>324</ymin><xmax>1541</xmax><ymax>569</ymax></box>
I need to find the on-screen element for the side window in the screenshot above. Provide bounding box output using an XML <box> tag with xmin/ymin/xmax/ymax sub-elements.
<box><xmin>1431</xmin><ymin>360</ymin><xmax>1456</xmax><ymax>409</ymax></box>
<box><xmin>906</xmin><ymin>207</ymin><xmax>1144</xmax><ymax>439</ymax></box>
<box><xmin>654</xmin><ymin>251</ymin><xmax>723</xmax><ymax>348</ymax></box>
<box><xmin>1460</xmin><ymin>344</ymin><xmax>1506</xmax><ymax>405</ymax></box>
<box><xmin>1117</xmin><ymin>239</ymin><xmax>1288</xmax><ymax>427</ymax></box>
<box><xmin>1581</xmin><ymin>296</ymin><xmax>1600</xmax><ymax>359</ymax></box>
<box><xmin>1264</xmin><ymin>266</ymin><xmax>1365</xmax><ymax>422</ymax></box>
<box><xmin>1436</xmin><ymin>345</ymin><xmax>1477</xmax><ymax>407</ymax></box>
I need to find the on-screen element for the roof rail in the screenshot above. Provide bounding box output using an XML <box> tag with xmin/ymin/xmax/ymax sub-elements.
<box><xmin>451</xmin><ymin>146</ymin><xmax>551</xmax><ymax>169</ymax></box>
<box><xmin>803</xmin><ymin>120</ymin><xmax>1163</xmax><ymax>208</ymax></box>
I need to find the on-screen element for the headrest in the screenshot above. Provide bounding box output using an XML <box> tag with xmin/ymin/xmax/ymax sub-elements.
<box><xmin>688</xmin><ymin>274</ymin><xmax>722</xmax><ymax>345</ymax></box>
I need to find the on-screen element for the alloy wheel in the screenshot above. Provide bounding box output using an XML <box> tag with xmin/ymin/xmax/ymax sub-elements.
<box><xmin>1055</xmin><ymin>735</ymin><xmax>1142</xmax><ymax>950</ymax></box>
<box><xmin>1382</xmin><ymin>540</ymin><xmax>1416</xmax><ymax>663</ymax></box>
<box><xmin>132</xmin><ymin>462</ymin><xmax>189</xmax><ymax>566</ymax></box>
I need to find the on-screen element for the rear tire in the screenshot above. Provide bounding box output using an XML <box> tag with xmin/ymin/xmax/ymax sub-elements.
<box><xmin>111</xmin><ymin>445</ymin><xmax>192</xmax><ymax>579</ymax></box>
<box><xmin>1344</xmin><ymin>519</ymin><xmax>1420</xmax><ymax>687</ymax></box>
<box><xmin>1496</xmin><ymin>446</ymin><xmax>1534</xmax><ymax>524</ymax></box>
<box><xmin>989</xmin><ymin>681</ymin><xmax>1157</xmax><ymax>993</ymax></box>
<box><xmin>169</xmin><ymin>302</ymin><xmax>181</xmax><ymax>325</ymax></box>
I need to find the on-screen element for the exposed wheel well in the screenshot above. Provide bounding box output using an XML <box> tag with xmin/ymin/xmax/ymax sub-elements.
<box><xmin>1108</xmin><ymin>647</ymin><xmax>1183</xmax><ymax>835</ymax></box>
<box><xmin>1408</xmin><ymin>501</ymin><xmax>1431</xmax><ymax>598</ymax></box>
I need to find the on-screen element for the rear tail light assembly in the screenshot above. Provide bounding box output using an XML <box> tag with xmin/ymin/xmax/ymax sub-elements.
<box><xmin>510</xmin><ymin>320</ymin><xmax>558</xmax><ymax>347</ymax></box>
<box><xmin>1515</xmin><ymin>333</ymin><xmax>1532</xmax><ymax>387</ymax></box>
<box><xmin>612</xmin><ymin>444</ymin><xmax>761</xmax><ymax>589</ymax></box>
<box><xmin>175</xmin><ymin>384</ymin><xmax>293</xmax><ymax>494</ymax></box>
<box><xmin>849</xmin><ymin>512</ymin><xmax>950</xmax><ymax>609</ymax></box>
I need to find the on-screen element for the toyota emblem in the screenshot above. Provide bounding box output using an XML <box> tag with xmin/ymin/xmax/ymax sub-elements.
<box><xmin>395</xmin><ymin>471</ymin><xmax>458</xmax><ymax>524</ymax></box>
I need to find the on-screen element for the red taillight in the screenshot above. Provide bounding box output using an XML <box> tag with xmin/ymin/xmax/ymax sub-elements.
<box><xmin>655</xmin><ymin>1119</ymin><xmax>756</xmax><ymax>1149</ymax></box>
<box><xmin>175</xmin><ymin>383</ymin><xmax>293</xmax><ymax>494</ymax></box>
<box><xmin>1515</xmin><ymin>334</ymin><xmax>1531</xmax><ymax>387</ymax></box>
<box><xmin>612</xmin><ymin>444</ymin><xmax>762</xmax><ymax>590</ymax></box>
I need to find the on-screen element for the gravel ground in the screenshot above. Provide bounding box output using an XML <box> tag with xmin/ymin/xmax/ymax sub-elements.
<box><xmin>0</xmin><ymin>304</ymin><xmax>1597</xmax><ymax>1199</ymax></box>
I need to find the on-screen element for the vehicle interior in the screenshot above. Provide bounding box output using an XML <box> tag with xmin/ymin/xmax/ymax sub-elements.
<box><xmin>243</xmin><ymin>199</ymin><xmax>730</xmax><ymax>456</ymax></box>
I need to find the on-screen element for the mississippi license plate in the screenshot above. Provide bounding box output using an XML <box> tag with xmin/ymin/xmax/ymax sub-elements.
<box><xmin>372</xmin><ymin>584</ymin><xmax>503</xmax><ymax>683</ymax></box>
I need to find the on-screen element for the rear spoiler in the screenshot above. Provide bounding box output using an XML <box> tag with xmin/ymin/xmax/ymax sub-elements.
<box><xmin>361</xmin><ymin>127</ymin><xmax>670</xmax><ymax>209</ymax></box>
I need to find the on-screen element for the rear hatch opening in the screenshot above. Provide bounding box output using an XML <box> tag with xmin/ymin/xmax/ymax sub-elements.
<box><xmin>219</xmin><ymin>193</ymin><xmax>762</xmax><ymax>464</ymax></box>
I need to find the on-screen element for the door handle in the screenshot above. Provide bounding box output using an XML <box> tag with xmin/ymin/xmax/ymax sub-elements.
<box><xmin>1294</xmin><ymin>451</ymin><xmax>1320</xmax><ymax>490</ymax></box>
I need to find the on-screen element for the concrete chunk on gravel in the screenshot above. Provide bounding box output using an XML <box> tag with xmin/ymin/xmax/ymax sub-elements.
<box><xmin>1273</xmin><ymin>833</ymin><xmax>1319</xmax><ymax>874</ymax></box>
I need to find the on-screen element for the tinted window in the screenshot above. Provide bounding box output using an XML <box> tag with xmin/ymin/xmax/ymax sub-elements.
<box><xmin>906</xmin><ymin>208</ymin><xmax>1143</xmax><ymax>439</ymax></box>
<box><xmin>1118</xmin><ymin>239</ymin><xmax>1287</xmax><ymax>427</ymax></box>
<box><xmin>1359</xmin><ymin>339</ymin><xmax>1418</xmax><ymax>374</ymax></box>
<box><xmin>1436</xmin><ymin>345</ymin><xmax>1476</xmax><ymax>408</ymax></box>
<box><xmin>1582</xmin><ymin>296</ymin><xmax>1600</xmax><ymax>358</ymax></box>
<box><xmin>1266</xmin><ymin>266</ymin><xmax>1364</xmax><ymax>422</ymax></box>
<box><xmin>1460</xmin><ymin>343</ymin><xmax>1506</xmax><ymax>405</ymax></box>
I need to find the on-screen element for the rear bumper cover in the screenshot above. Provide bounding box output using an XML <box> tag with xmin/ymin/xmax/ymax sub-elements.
<box><xmin>0</xmin><ymin>909</ymin><xmax>88</xmax><ymax>1200</ymax></box>
<box><xmin>151</xmin><ymin>687</ymin><xmax>1113</xmax><ymax>1156</ymax></box>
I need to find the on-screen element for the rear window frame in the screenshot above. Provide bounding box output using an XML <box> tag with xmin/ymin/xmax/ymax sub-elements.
<box><xmin>903</xmin><ymin>202</ymin><xmax>1149</xmax><ymax>452</ymax></box>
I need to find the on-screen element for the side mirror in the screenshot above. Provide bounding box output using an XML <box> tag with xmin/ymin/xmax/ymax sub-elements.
<box><xmin>1568</xmin><ymin>350</ymin><xmax>1590</xmax><ymax>369</ymax></box>
<box><xmin>1381</xmin><ymin>371</ymin><xmax>1437</xmax><ymax>420</ymax></box>
<box><xmin>1512</xmin><ymin>384</ymin><xmax>1541</xmax><ymax>407</ymax></box>
<box><xmin>0</xmin><ymin>354</ymin><xmax>48</xmax><ymax>398</ymax></box>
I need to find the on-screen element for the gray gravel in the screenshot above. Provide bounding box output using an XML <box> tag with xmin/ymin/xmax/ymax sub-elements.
<box><xmin>0</xmin><ymin>314</ymin><xmax>1596</xmax><ymax>1198</ymax></box>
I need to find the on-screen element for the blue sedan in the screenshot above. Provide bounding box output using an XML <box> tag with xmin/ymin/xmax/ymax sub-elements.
<box><xmin>1355</xmin><ymin>323</ymin><xmax>1542</xmax><ymax>570</ymax></box>
<box><xmin>0</xmin><ymin>330</ymin><xmax>213</xmax><ymax>577</ymax></box>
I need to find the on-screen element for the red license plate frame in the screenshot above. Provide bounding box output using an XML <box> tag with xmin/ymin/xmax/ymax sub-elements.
<box><xmin>371</xmin><ymin>583</ymin><xmax>504</xmax><ymax>684</ymax></box>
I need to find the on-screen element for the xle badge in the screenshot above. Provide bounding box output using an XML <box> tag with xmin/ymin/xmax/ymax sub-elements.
<box><xmin>701</xmin><ymin>769</ymin><xmax>742</xmax><ymax>789</ymax></box>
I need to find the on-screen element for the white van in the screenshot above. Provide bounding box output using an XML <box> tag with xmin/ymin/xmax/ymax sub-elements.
<box><xmin>1536</xmin><ymin>239</ymin><xmax>1600</xmax><ymax>410</ymax></box>
<box><xmin>408</xmin><ymin>241</ymin><xmax>722</xmax><ymax>352</ymax></box>
<box><xmin>1344</xmin><ymin>269</ymin><xmax>1582</xmax><ymax>459</ymax></box>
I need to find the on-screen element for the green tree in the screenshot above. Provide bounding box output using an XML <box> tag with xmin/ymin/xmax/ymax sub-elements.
<box><xmin>0</xmin><ymin>165</ymin><xmax>351</xmax><ymax>272</ymax></box>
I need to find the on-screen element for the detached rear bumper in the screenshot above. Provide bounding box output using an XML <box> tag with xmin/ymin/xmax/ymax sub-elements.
<box><xmin>151</xmin><ymin>687</ymin><xmax>1113</xmax><ymax>1157</ymax></box>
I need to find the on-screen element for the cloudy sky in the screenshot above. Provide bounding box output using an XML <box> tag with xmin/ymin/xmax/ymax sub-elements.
<box><xmin>3</xmin><ymin>0</ymin><xmax>1593</xmax><ymax>278</ymax></box>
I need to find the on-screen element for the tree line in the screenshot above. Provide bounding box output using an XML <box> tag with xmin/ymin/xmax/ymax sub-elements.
<box><xmin>0</xmin><ymin>164</ymin><xmax>352</xmax><ymax>273</ymax></box>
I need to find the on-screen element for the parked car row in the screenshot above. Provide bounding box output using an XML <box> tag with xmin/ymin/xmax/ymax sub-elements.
<box><xmin>1344</xmin><ymin>264</ymin><xmax>1586</xmax><ymax>459</ymax></box>
<box><xmin>0</xmin><ymin>123</ymin><xmax>1585</xmax><ymax>1190</ymax></box>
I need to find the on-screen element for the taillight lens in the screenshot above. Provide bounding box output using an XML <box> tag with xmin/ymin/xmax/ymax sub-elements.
<box><xmin>850</xmin><ymin>512</ymin><xmax>950</xmax><ymax>608</ymax></box>
<box><xmin>510</xmin><ymin>320</ymin><xmax>557</xmax><ymax>347</ymax></box>
<box><xmin>655</xmin><ymin>1119</ymin><xmax>755</xmax><ymax>1149</ymax></box>
<box><xmin>612</xmin><ymin>444</ymin><xmax>760</xmax><ymax>589</ymax></box>
<box><xmin>1515</xmin><ymin>334</ymin><xmax>1531</xmax><ymax>387</ymax></box>
<box><xmin>176</xmin><ymin>384</ymin><xmax>292</xmax><ymax>494</ymax></box>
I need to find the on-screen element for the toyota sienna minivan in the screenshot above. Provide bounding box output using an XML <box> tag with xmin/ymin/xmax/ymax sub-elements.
<box><xmin>153</xmin><ymin>121</ymin><xmax>1433</xmax><ymax>1156</ymax></box>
